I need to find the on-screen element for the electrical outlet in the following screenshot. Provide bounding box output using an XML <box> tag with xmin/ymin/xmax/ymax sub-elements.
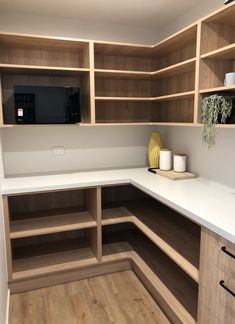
<box><xmin>52</xmin><ymin>146</ymin><xmax>65</xmax><ymax>156</ymax></box>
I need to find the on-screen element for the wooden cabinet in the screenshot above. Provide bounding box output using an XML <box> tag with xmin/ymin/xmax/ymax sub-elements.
<box><xmin>198</xmin><ymin>228</ymin><xmax>235</xmax><ymax>324</ymax></box>
<box><xmin>3</xmin><ymin>183</ymin><xmax>235</xmax><ymax>323</ymax></box>
<box><xmin>0</xmin><ymin>3</ymin><xmax>235</xmax><ymax>126</ymax></box>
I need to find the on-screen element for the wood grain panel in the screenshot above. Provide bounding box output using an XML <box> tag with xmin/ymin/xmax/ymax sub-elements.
<box><xmin>201</xmin><ymin>22</ymin><xmax>235</xmax><ymax>54</ymax></box>
<box><xmin>200</xmin><ymin>58</ymin><xmax>234</xmax><ymax>90</ymax></box>
<box><xmin>201</xmin><ymin>228</ymin><xmax>235</xmax><ymax>278</ymax></box>
<box><xmin>156</xmin><ymin>98</ymin><xmax>194</xmax><ymax>123</ymax></box>
<box><xmin>198</xmin><ymin>305</ymin><xmax>222</xmax><ymax>324</ymax></box>
<box><xmin>10</xmin><ymin>209</ymin><xmax>97</xmax><ymax>239</ymax></box>
<box><xmin>0</xmin><ymin>34</ymin><xmax>89</xmax><ymax>68</ymax></box>
<box><xmin>95</xmin><ymin>54</ymin><xmax>156</xmax><ymax>71</ymax></box>
<box><xmin>95</xmin><ymin>77</ymin><xmax>152</xmax><ymax>97</ymax></box>
<box><xmin>9</xmin><ymin>259</ymin><xmax>131</xmax><ymax>294</ymax></box>
<box><xmin>103</xmin><ymin>230</ymin><xmax>198</xmax><ymax>323</ymax></box>
<box><xmin>8</xmin><ymin>189</ymin><xmax>85</xmax><ymax>214</ymax></box>
<box><xmin>2</xmin><ymin>196</ymin><xmax>13</xmax><ymax>280</ymax></box>
<box><xmin>102</xmin><ymin>198</ymin><xmax>201</xmax><ymax>278</ymax></box>
<box><xmin>199</xmin><ymin>258</ymin><xmax>235</xmax><ymax>323</ymax></box>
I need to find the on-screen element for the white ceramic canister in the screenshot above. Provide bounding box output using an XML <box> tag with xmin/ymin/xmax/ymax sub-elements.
<box><xmin>174</xmin><ymin>154</ymin><xmax>187</xmax><ymax>173</ymax></box>
<box><xmin>159</xmin><ymin>149</ymin><xmax>172</xmax><ymax>171</ymax></box>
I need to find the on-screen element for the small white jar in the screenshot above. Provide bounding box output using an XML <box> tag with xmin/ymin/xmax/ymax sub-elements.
<box><xmin>174</xmin><ymin>154</ymin><xmax>187</xmax><ymax>173</ymax></box>
<box><xmin>159</xmin><ymin>149</ymin><xmax>172</xmax><ymax>171</ymax></box>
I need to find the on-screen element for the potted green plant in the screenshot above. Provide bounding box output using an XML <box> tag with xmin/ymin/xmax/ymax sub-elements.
<box><xmin>201</xmin><ymin>94</ymin><xmax>233</xmax><ymax>148</ymax></box>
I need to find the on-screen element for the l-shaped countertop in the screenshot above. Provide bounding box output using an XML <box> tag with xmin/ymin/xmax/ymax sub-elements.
<box><xmin>1</xmin><ymin>168</ymin><xmax>235</xmax><ymax>244</ymax></box>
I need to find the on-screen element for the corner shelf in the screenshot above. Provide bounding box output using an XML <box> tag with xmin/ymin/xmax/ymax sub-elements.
<box><xmin>151</xmin><ymin>58</ymin><xmax>196</xmax><ymax>78</ymax></box>
<box><xmin>103</xmin><ymin>231</ymin><xmax>198</xmax><ymax>324</ymax></box>
<box><xmin>95</xmin><ymin>91</ymin><xmax>195</xmax><ymax>102</ymax></box>
<box><xmin>102</xmin><ymin>199</ymin><xmax>200</xmax><ymax>283</ymax></box>
<box><xmin>95</xmin><ymin>69</ymin><xmax>150</xmax><ymax>79</ymax></box>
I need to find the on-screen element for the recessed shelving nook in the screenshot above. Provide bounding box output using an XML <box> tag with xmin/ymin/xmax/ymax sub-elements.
<box><xmin>0</xmin><ymin>2</ymin><xmax>234</xmax><ymax>127</ymax></box>
<box><xmin>197</xmin><ymin>3</ymin><xmax>235</xmax><ymax>125</ymax></box>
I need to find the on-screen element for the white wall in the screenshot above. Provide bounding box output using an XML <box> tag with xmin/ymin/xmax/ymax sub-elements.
<box><xmin>2</xmin><ymin>126</ymin><xmax>164</xmax><ymax>176</ymax></box>
<box><xmin>164</xmin><ymin>127</ymin><xmax>235</xmax><ymax>188</ymax></box>
<box><xmin>0</xmin><ymin>11</ymin><xmax>157</xmax><ymax>44</ymax></box>
<box><xmin>157</xmin><ymin>0</ymin><xmax>223</xmax><ymax>40</ymax></box>
<box><xmin>0</xmin><ymin>130</ymin><xmax>8</xmax><ymax>324</ymax></box>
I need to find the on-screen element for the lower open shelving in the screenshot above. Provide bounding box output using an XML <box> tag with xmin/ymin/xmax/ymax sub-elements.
<box><xmin>102</xmin><ymin>197</ymin><xmax>200</xmax><ymax>282</ymax></box>
<box><xmin>102</xmin><ymin>227</ymin><xmax>198</xmax><ymax>324</ymax></box>
<box><xmin>12</xmin><ymin>231</ymin><xmax>98</xmax><ymax>280</ymax></box>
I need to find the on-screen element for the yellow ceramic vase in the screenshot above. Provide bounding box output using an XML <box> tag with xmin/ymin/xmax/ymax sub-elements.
<box><xmin>148</xmin><ymin>131</ymin><xmax>163</xmax><ymax>168</ymax></box>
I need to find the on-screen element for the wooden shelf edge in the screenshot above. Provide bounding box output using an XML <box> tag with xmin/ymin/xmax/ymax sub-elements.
<box><xmin>0</xmin><ymin>63</ymin><xmax>90</xmax><ymax>74</ymax></box>
<box><xmin>151</xmin><ymin>58</ymin><xmax>196</xmax><ymax>77</ymax></box>
<box><xmin>201</xmin><ymin>43</ymin><xmax>235</xmax><ymax>59</ymax></box>
<box><xmin>95</xmin><ymin>69</ymin><xmax>150</xmax><ymax>77</ymax></box>
<box><xmin>94</xmin><ymin>57</ymin><xmax>196</xmax><ymax>79</ymax></box>
<box><xmin>95</xmin><ymin>96</ymin><xmax>151</xmax><ymax>101</ymax></box>
<box><xmin>95</xmin><ymin>91</ymin><xmax>195</xmax><ymax>102</ymax></box>
<box><xmin>102</xmin><ymin>207</ymin><xmax>199</xmax><ymax>283</ymax></box>
<box><xmin>103</xmin><ymin>242</ymin><xmax>196</xmax><ymax>324</ymax></box>
<box><xmin>10</xmin><ymin>210</ymin><xmax>97</xmax><ymax>239</ymax></box>
<box><xmin>200</xmin><ymin>85</ymin><xmax>235</xmax><ymax>94</ymax></box>
<box><xmin>12</xmin><ymin>247</ymin><xmax>98</xmax><ymax>280</ymax></box>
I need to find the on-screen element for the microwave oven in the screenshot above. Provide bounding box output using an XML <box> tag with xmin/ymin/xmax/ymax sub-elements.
<box><xmin>14</xmin><ymin>85</ymin><xmax>81</xmax><ymax>124</ymax></box>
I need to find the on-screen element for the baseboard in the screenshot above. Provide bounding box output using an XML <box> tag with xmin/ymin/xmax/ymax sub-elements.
<box><xmin>9</xmin><ymin>259</ymin><xmax>131</xmax><ymax>294</ymax></box>
<box><xmin>5</xmin><ymin>289</ymin><xmax>10</xmax><ymax>324</ymax></box>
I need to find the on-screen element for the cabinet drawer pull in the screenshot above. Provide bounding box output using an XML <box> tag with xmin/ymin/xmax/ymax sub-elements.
<box><xmin>221</xmin><ymin>246</ymin><xmax>235</xmax><ymax>259</ymax></box>
<box><xmin>219</xmin><ymin>280</ymin><xmax>235</xmax><ymax>297</ymax></box>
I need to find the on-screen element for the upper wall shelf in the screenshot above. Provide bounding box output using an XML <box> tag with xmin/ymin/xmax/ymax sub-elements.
<box><xmin>200</xmin><ymin>85</ymin><xmax>235</xmax><ymax>94</ymax></box>
<box><xmin>0</xmin><ymin>2</ymin><xmax>235</xmax><ymax>127</ymax></box>
<box><xmin>0</xmin><ymin>64</ymin><xmax>90</xmax><ymax>76</ymax></box>
<box><xmin>201</xmin><ymin>43</ymin><xmax>235</xmax><ymax>60</ymax></box>
<box><xmin>0</xmin><ymin>33</ymin><xmax>90</xmax><ymax>69</ymax></box>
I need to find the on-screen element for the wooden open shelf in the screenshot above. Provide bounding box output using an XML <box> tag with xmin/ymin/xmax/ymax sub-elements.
<box><xmin>0</xmin><ymin>33</ymin><xmax>89</xmax><ymax>69</ymax></box>
<box><xmin>0</xmin><ymin>63</ymin><xmax>90</xmax><ymax>76</ymax></box>
<box><xmin>4</xmin><ymin>183</ymin><xmax>202</xmax><ymax>322</ymax></box>
<box><xmin>201</xmin><ymin>4</ymin><xmax>235</xmax><ymax>55</ymax></box>
<box><xmin>200</xmin><ymin>85</ymin><xmax>235</xmax><ymax>94</ymax></box>
<box><xmin>0</xmin><ymin>4</ymin><xmax>235</xmax><ymax>127</ymax></box>
<box><xmin>95</xmin><ymin>91</ymin><xmax>195</xmax><ymax>102</ymax></box>
<box><xmin>96</xmin><ymin>96</ymin><xmax>195</xmax><ymax>124</ymax></box>
<box><xmin>102</xmin><ymin>228</ymin><xmax>198</xmax><ymax>323</ymax></box>
<box><xmin>12</xmin><ymin>236</ymin><xmax>97</xmax><ymax>280</ymax></box>
<box><xmin>94</xmin><ymin>69</ymin><xmax>150</xmax><ymax>79</ymax></box>
<box><xmin>201</xmin><ymin>43</ymin><xmax>235</xmax><ymax>60</ymax></box>
<box><xmin>102</xmin><ymin>199</ymin><xmax>200</xmax><ymax>282</ymax></box>
<box><xmin>10</xmin><ymin>208</ymin><xmax>97</xmax><ymax>239</ymax></box>
<box><xmin>151</xmin><ymin>57</ymin><xmax>196</xmax><ymax>78</ymax></box>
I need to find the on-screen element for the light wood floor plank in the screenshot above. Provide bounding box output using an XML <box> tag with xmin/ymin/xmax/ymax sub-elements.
<box><xmin>10</xmin><ymin>270</ymin><xmax>170</xmax><ymax>324</ymax></box>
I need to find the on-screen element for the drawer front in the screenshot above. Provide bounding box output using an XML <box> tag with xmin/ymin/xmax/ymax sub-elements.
<box><xmin>201</xmin><ymin>258</ymin><xmax>235</xmax><ymax>323</ymax></box>
<box><xmin>199</xmin><ymin>305</ymin><xmax>221</xmax><ymax>324</ymax></box>
<box><xmin>201</xmin><ymin>228</ymin><xmax>235</xmax><ymax>277</ymax></box>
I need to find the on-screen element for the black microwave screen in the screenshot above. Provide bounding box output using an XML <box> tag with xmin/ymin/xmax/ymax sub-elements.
<box><xmin>14</xmin><ymin>85</ymin><xmax>81</xmax><ymax>124</ymax></box>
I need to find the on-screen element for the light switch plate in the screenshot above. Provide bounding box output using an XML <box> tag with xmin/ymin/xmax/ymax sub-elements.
<box><xmin>52</xmin><ymin>146</ymin><xmax>65</xmax><ymax>156</ymax></box>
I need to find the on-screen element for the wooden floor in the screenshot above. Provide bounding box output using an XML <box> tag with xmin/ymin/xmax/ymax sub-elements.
<box><xmin>10</xmin><ymin>270</ymin><xmax>170</xmax><ymax>324</ymax></box>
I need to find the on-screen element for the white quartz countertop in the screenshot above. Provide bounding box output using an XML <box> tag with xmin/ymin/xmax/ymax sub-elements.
<box><xmin>1</xmin><ymin>168</ymin><xmax>235</xmax><ymax>244</ymax></box>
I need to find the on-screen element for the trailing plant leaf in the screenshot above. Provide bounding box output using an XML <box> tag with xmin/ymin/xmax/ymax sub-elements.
<box><xmin>202</xmin><ymin>94</ymin><xmax>233</xmax><ymax>148</ymax></box>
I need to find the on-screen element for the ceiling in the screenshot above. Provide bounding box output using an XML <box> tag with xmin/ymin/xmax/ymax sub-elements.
<box><xmin>0</xmin><ymin>0</ymin><xmax>204</xmax><ymax>29</ymax></box>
